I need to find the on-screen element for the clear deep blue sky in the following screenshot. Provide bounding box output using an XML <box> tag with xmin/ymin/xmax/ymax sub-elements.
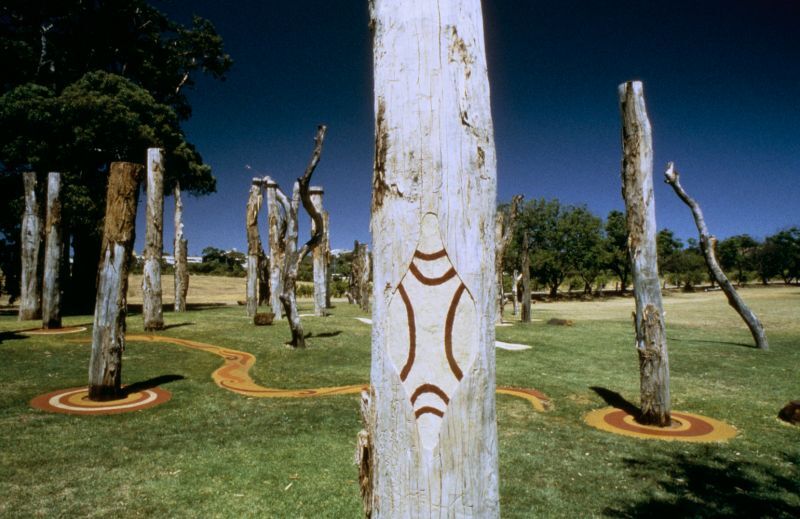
<box><xmin>136</xmin><ymin>0</ymin><xmax>799</xmax><ymax>255</ymax></box>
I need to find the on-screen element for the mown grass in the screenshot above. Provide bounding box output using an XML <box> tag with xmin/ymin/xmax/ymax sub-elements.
<box><xmin>0</xmin><ymin>286</ymin><xmax>798</xmax><ymax>517</ymax></box>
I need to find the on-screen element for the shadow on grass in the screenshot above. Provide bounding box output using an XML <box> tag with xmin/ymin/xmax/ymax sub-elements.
<box><xmin>305</xmin><ymin>331</ymin><xmax>343</xmax><ymax>339</ymax></box>
<box><xmin>0</xmin><ymin>330</ymin><xmax>27</xmax><ymax>343</ymax></box>
<box><xmin>604</xmin><ymin>451</ymin><xmax>800</xmax><ymax>518</ymax></box>
<box><xmin>161</xmin><ymin>322</ymin><xmax>194</xmax><ymax>331</ymax></box>
<box><xmin>590</xmin><ymin>386</ymin><xmax>640</xmax><ymax>417</ymax></box>
<box><xmin>123</xmin><ymin>374</ymin><xmax>185</xmax><ymax>396</ymax></box>
<box><xmin>669</xmin><ymin>336</ymin><xmax>754</xmax><ymax>349</ymax></box>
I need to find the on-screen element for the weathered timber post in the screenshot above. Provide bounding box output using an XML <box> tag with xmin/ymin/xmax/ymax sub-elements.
<box><xmin>348</xmin><ymin>240</ymin><xmax>361</xmax><ymax>305</ymax></box>
<box><xmin>511</xmin><ymin>268</ymin><xmax>519</xmax><ymax>316</ymax></box>
<box><xmin>19</xmin><ymin>171</ymin><xmax>42</xmax><ymax>320</ymax></box>
<box><xmin>142</xmin><ymin>148</ymin><xmax>165</xmax><ymax>331</ymax></box>
<box><xmin>357</xmin><ymin>242</ymin><xmax>370</xmax><ymax>312</ymax></box>
<box><xmin>664</xmin><ymin>162</ymin><xmax>769</xmax><ymax>350</ymax></box>
<box><xmin>278</xmin><ymin>126</ymin><xmax>327</xmax><ymax>348</ymax></box>
<box><xmin>521</xmin><ymin>232</ymin><xmax>531</xmax><ymax>323</ymax></box>
<box><xmin>323</xmin><ymin>210</ymin><xmax>332</xmax><ymax>308</ymax></box>
<box><xmin>173</xmin><ymin>183</ymin><xmax>189</xmax><ymax>312</ymax></box>
<box><xmin>619</xmin><ymin>81</ymin><xmax>671</xmax><ymax>426</ymax></box>
<box><xmin>245</xmin><ymin>178</ymin><xmax>264</xmax><ymax>318</ymax></box>
<box><xmin>364</xmin><ymin>1</ymin><xmax>500</xmax><ymax>515</ymax></box>
<box><xmin>41</xmin><ymin>172</ymin><xmax>63</xmax><ymax>329</ymax></box>
<box><xmin>309</xmin><ymin>186</ymin><xmax>327</xmax><ymax>316</ymax></box>
<box><xmin>88</xmin><ymin>162</ymin><xmax>143</xmax><ymax>400</ymax></box>
<box><xmin>495</xmin><ymin>195</ymin><xmax>523</xmax><ymax>323</ymax></box>
<box><xmin>265</xmin><ymin>177</ymin><xmax>285</xmax><ymax>319</ymax></box>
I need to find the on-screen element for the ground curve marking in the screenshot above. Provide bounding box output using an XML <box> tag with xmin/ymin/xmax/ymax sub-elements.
<box><xmin>31</xmin><ymin>386</ymin><xmax>171</xmax><ymax>415</ymax></box>
<box><xmin>584</xmin><ymin>407</ymin><xmax>737</xmax><ymax>443</ymax></box>
<box><xmin>19</xmin><ymin>326</ymin><xmax>87</xmax><ymax>336</ymax></box>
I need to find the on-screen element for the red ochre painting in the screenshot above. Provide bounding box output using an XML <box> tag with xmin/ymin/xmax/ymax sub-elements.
<box><xmin>585</xmin><ymin>407</ymin><xmax>737</xmax><ymax>443</ymax></box>
<box><xmin>31</xmin><ymin>333</ymin><xmax>550</xmax><ymax>415</ymax></box>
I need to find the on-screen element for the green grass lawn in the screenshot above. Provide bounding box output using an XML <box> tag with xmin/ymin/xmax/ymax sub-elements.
<box><xmin>1</xmin><ymin>287</ymin><xmax>798</xmax><ymax>517</ymax></box>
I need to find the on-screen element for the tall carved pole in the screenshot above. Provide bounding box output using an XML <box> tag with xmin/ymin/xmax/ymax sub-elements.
<box><xmin>495</xmin><ymin>195</ymin><xmax>523</xmax><ymax>323</ymax></box>
<box><xmin>349</xmin><ymin>240</ymin><xmax>361</xmax><ymax>305</ymax></box>
<box><xmin>173</xmin><ymin>183</ymin><xmax>189</xmax><ymax>312</ymax></box>
<box><xmin>357</xmin><ymin>242</ymin><xmax>370</xmax><ymax>312</ymax></box>
<box><xmin>664</xmin><ymin>162</ymin><xmax>769</xmax><ymax>350</ymax></box>
<box><xmin>245</xmin><ymin>179</ymin><xmax>264</xmax><ymax>318</ymax></box>
<box><xmin>19</xmin><ymin>171</ymin><xmax>42</xmax><ymax>320</ymax></box>
<box><xmin>88</xmin><ymin>162</ymin><xmax>143</xmax><ymax>400</ymax></box>
<box><xmin>511</xmin><ymin>268</ymin><xmax>519</xmax><ymax>316</ymax></box>
<box><xmin>323</xmin><ymin>210</ymin><xmax>332</xmax><ymax>308</ymax></box>
<box><xmin>363</xmin><ymin>1</ymin><xmax>500</xmax><ymax>515</ymax></box>
<box><xmin>520</xmin><ymin>232</ymin><xmax>531</xmax><ymax>323</ymax></box>
<box><xmin>309</xmin><ymin>186</ymin><xmax>327</xmax><ymax>316</ymax></box>
<box><xmin>42</xmin><ymin>172</ymin><xmax>63</xmax><ymax>329</ymax></box>
<box><xmin>142</xmin><ymin>148</ymin><xmax>165</xmax><ymax>331</ymax></box>
<box><xmin>619</xmin><ymin>80</ymin><xmax>671</xmax><ymax>426</ymax></box>
<box><xmin>265</xmin><ymin>177</ymin><xmax>285</xmax><ymax>320</ymax></box>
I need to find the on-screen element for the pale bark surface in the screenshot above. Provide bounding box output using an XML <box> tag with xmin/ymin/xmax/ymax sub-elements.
<box><xmin>349</xmin><ymin>240</ymin><xmax>361</xmax><ymax>306</ymax></box>
<box><xmin>278</xmin><ymin>126</ymin><xmax>327</xmax><ymax>348</ymax></box>
<box><xmin>173</xmin><ymin>183</ymin><xmax>189</xmax><ymax>312</ymax></box>
<box><xmin>495</xmin><ymin>195</ymin><xmax>523</xmax><ymax>323</ymax></box>
<box><xmin>619</xmin><ymin>81</ymin><xmax>671</xmax><ymax>426</ymax></box>
<box><xmin>366</xmin><ymin>1</ymin><xmax>500</xmax><ymax>515</ymax></box>
<box><xmin>19</xmin><ymin>171</ymin><xmax>42</xmax><ymax>320</ymax></box>
<box><xmin>310</xmin><ymin>187</ymin><xmax>327</xmax><ymax>316</ymax></box>
<box><xmin>357</xmin><ymin>242</ymin><xmax>370</xmax><ymax>312</ymax></box>
<box><xmin>142</xmin><ymin>148</ymin><xmax>164</xmax><ymax>331</ymax></box>
<box><xmin>665</xmin><ymin>162</ymin><xmax>768</xmax><ymax>350</ymax></box>
<box><xmin>245</xmin><ymin>179</ymin><xmax>264</xmax><ymax>318</ymax></box>
<box><xmin>511</xmin><ymin>269</ymin><xmax>519</xmax><ymax>316</ymax></box>
<box><xmin>521</xmin><ymin>233</ymin><xmax>531</xmax><ymax>323</ymax></box>
<box><xmin>88</xmin><ymin>162</ymin><xmax>143</xmax><ymax>400</ymax></box>
<box><xmin>42</xmin><ymin>172</ymin><xmax>62</xmax><ymax>329</ymax></box>
<box><xmin>265</xmin><ymin>177</ymin><xmax>285</xmax><ymax>319</ymax></box>
<box><xmin>324</xmin><ymin>210</ymin><xmax>332</xmax><ymax>308</ymax></box>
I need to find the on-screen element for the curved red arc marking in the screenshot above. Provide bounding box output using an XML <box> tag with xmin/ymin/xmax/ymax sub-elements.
<box><xmin>410</xmin><ymin>383</ymin><xmax>450</xmax><ymax>405</ymax></box>
<box><xmin>397</xmin><ymin>284</ymin><xmax>416</xmax><ymax>382</ymax></box>
<box><xmin>414</xmin><ymin>406</ymin><xmax>444</xmax><ymax>418</ymax></box>
<box><xmin>414</xmin><ymin>249</ymin><xmax>447</xmax><ymax>261</ymax></box>
<box><xmin>444</xmin><ymin>283</ymin><xmax>466</xmax><ymax>381</ymax></box>
<box><xmin>409</xmin><ymin>262</ymin><xmax>457</xmax><ymax>286</ymax></box>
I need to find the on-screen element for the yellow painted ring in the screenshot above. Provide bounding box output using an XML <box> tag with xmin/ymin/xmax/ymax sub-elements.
<box><xmin>31</xmin><ymin>386</ymin><xmax>171</xmax><ymax>415</ymax></box>
<box><xmin>585</xmin><ymin>407</ymin><xmax>737</xmax><ymax>443</ymax></box>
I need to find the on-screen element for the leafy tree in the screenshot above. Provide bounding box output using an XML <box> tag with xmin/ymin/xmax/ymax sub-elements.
<box><xmin>717</xmin><ymin>234</ymin><xmax>758</xmax><ymax>285</ymax></box>
<box><xmin>602</xmin><ymin>210</ymin><xmax>630</xmax><ymax>292</ymax></box>
<box><xmin>561</xmin><ymin>206</ymin><xmax>603</xmax><ymax>294</ymax></box>
<box><xmin>764</xmin><ymin>228</ymin><xmax>800</xmax><ymax>284</ymax></box>
<box><xmin>656</xmin><ymin>228</ymin><xmax>683</xmax><ymax>286</ymax></box>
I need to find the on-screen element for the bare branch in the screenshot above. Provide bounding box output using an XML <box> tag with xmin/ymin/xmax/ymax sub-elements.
<box><xmin>296</xmin><ymin>125</ymin><xmax>328</xmax><ymax>263</ymax></box>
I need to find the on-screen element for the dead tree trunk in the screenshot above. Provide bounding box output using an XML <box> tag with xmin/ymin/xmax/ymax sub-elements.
<box><xmin>349</xmin><ymin>240</ymin><xmax>361</xmax><ymax>305</ymax></box>
<box><xmin>278</xmin><ymin>126</ymin><xmax>327</xmax><ymax>348</ymax></box>
<box><xmin>265</xmin><ymin>177</ymin><xmax>285</xmax><ymax>319</ymax></box>
<box><xmin>323</xmin><ymin>210</ymin><xmax>332</xmax><ymax>308</ymax></box>
<box><xmin>511</xmin><ymin>269</ymin><xmax>519</xmax><ymax>316</ymax></box>
<box><xmin>19</xmin><ymin>171</ymin><xmax>42</xmax><ymax>320</ymax></box>
<box><xmin>665</xmin><ymin>162</ymin><xmax>769</xmax><ymax>350</ymax></box>
<box><xmin>495</xmin><ymin>195</ymin><xmax>523</xmax><ymax>323</ymax></box>
<box><xmin>42</xmin><ymin>172</ymin><xmax>63</xmax><ymax>329</ymax></box>
<box><xmin>365</xmin><ymin>1</ymin><xmax>500</xmax><ymax>515</ymax></box>
<box><xmin>173</xmin><ymin>183</ymin><xmax>189</xmax><ymax>312</ymax></box>
<box><xmin>309</xmin><ymin>186</ymin><xmax>327</xmax><ymax>316</ymax></box>
<box><xmin>88</xmin><ymin>162</ymin><xmax>143</xmax><ymax>401</ymax></box>
<box><xmin>619</xmin><ymin>81</ymin><xmax>671</xmax><ymax>426</ymax></box>
<box><xmin>357</xmin><ymin>242</ymin><xmax>370</xmax><ymax>312</ymax></box>
<box><xmin>245</xmin><ymin>179</ymin><xmax>264</xmax><ymax>318</ymax></box>
<box><xmin>521</xmin><ymin>232</ymin><xmax>531</xmax><ymax>323</ymax></box>
<box><xmin>142</xmin><ymin>148</ymin><xmax>164</xmax><ymax>331</ymax></box>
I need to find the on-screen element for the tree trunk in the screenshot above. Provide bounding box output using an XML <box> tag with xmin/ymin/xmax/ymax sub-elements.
<box><xmin>324</xmin><ymin>210</ymin><xmax>332</xmax><ymax>308</ymax></box>
<box><xmin>511</xmin><ymin>269</ymin><xmax>519</xmax><ymax>316</ymax></box>
<box><xmin>88</xmin><ymin>162</ymin><xmax>143</xmax><ymax>401</ymax></box>
<box><xmin>310</xmin><ymin>187</ymin><xmax>327</xmax><ymax>316</ymax></box>
<box><xmin>19</xmin><ymin>171</ymin><xmax>42</xmax><ymax>320</ymax></box>
<box><xmin>349</xmin><ymin>240</ymin><xmax>361</xmax><ymax>306</ymax></box>
<box><xmin>142</xmin><ymin>148</ymin><xmax>165</xmax><ymax>331</ymax></box>
<box><xmin>365</xmin><ymin>1</ymin><xmax>500</xmax><ymax>515</ymax></box>
<box><xmin>357</xmin><ymin>242</ymin><xmax>370</xmax><ymax>312</ymax></box>
<box><xmin>173</xmin><ymin>183</ymin><xmax>189</xmax><ymax>312</ymax></box>
<box><xmin>42</xmin><ymin>172</ymin><xmax>63</xmax><ymax>329</ymax></box>
<box><xmin>521</xmin><ymin>233</ymin><xmax>531</xmax><ymax>323</ymax></box>
<box><xmin>245</xmin><ymin>178</ymin><xmax>264</xmax><ymax>318</ymax></box>
<box><xmin>619</xmin><ymin>81</ymin><xmax>671</xmax><ymax>426</ymax></box>
<box><xmin>495</xmin><ymin>195</ymin><xmax>523</xmax><ymax>323</ymax></box>
<box><xmin>265</xmin><ymin>177</ymin><xmax>285</xmax><ymax>320</ymax></box>
<box><xmin>665</xmin><ymin>162</ymin><xmax>769</xmax><ymax>350</ymax></box>
<box><xmin>277</xmin><ymin>126</ymin><xmax>327</xmax><ymax>348</ymax></box>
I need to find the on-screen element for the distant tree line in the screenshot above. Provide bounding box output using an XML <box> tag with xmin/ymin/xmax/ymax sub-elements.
<box><xmin>502</xmin><ymin>198</ymin><xmax>799</xmax><ymax>297</ymax></box>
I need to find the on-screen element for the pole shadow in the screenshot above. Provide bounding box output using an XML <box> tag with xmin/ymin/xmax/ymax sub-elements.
<box><xmin>123</xmin><ymin>374</ymin><xmax>185</xmax><ymax>396</ymax></box>
<box><xmin>590</xmin><ymin>386</ymin><xmax>641</xmax><ymax>418</ymax></box>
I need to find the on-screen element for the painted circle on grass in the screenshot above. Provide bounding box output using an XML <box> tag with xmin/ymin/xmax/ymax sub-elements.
<box><xmin>30</xmin><ymin>386</ymin><xmax>171</xmax><ymax>415</ymax></box>
<box><xmin>584</xmin><ymin>407</ymin><xmax>737</xmax><ymax>442</ymax></box>
<box><xmin>19</xmin><ymin>326</ymin><xmax>87</xmax><ymax>336</ymax></box>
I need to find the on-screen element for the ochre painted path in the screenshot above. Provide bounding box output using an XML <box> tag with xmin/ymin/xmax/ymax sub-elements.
<box><xmin>127</xmin><ymin>334</ymin><xmax>551</xmax><ymax>410</ymax></box>
<box><xmin>584</xmin><ymin>407</ymin><xmax>737</xmax><ymax>443</ymax></box>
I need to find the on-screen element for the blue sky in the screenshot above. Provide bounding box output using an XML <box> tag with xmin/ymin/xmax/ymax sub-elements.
<box><xmin>136</xmin><ymin>0</ymin><xmax>799</xmax><ymax>255</ymax></box>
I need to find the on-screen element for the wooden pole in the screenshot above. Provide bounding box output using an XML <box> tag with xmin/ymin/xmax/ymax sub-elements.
<box><xmin>511</xmin><ymin>269</ymin><xmax>519</xmax><ymax>316</ymax></box>
<box><xmin>309</xmin><ymin>186</ymin><xmax>327</xmax><ymax>316</ymax></box>
<box><xmin>664</xmin><ymin>162</ymin><xmax>769</xmax><ymax>350</ymax></box>
<box><xmin>41</xmin><ymin>172</ymin><xmax>63</xmax><ymax>329</ymax></box>
<box><xmin>357</xmin><ymin>242</ymin><xmax>370</xmax><ymax>312</ymax></box>
<box><xmin>619</xmin><ymin>80</ymin><xmax>671</xmax><ymax>426</ymax></box>
<box><xmin>18</xmin><ymin>171</ymin><xmax>42</xmax><ymax>320</ymax></box>
<box><xmin>245</xmin><ymin>178</ymin><xmax>264</xmax><ymax>318</ymax></box>
<box><xmin>365</xmin><ymin>0</ymin><xmax>500</xmax><ymax>514</ymax></box>
<box><xmin>495</xmin><ymin>195</ymin><xmax>523</xmax><ymax>323</ymax></box>
<box><xmin>88</xmin><ymin>162</ymin><xmax>143</xmax><ymax>401</ymax></box>
<box><xmin>349</xmin><ymin>240</ymin><xmax>361</xmax><ymax>305</ymax></box>
<box><xmin>323</xmin><ymin>210</ymin><xmax>332</xmax><ymax>308</ymax></box>
<box><xmin>521</xmin><ymin>232</ymin><xmax>531</xmax><ymax>323</ymax></box>
<box><xmin>265</xmin><ymin>177</ymin><xmax>285</xmax><ymax>320</ymax></box>
<box><xmin>142</xmin><ymin>148</ymin><xmax>165</xmax><ymax>331</ymax></box>
<box><xmin>173</xmin><ymin>183</ymin><xmax>189</xmax><ymax>312</ymax></box>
